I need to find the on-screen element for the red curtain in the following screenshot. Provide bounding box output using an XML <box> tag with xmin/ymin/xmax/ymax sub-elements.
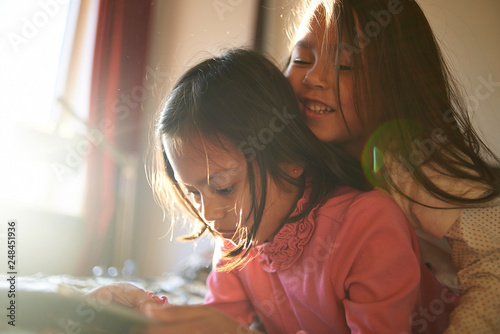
<box><xmin>80</xmin><ymin>0</ymin><xmax>153</xmax><ymax>275</ymax></box>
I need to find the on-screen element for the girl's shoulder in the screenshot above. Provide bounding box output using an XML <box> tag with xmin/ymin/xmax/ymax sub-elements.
<box><xmin>311</xmin><ymin>186</ymin><xmax>415</xmax><ymax>257</ymax></box>
<box><xmin>314</xmin><ymin>186</ymin><xmax>413</xmax><ymax>238</ymax></box>
<box><xmin>317</xmin><ymin>186</ymin><xmax>400</xmax><ymax>219</ymax></box>
<box><xmin>255</xmin><ymin>187</ymin><xmax>411</xmax><ymax>272</ymax></box>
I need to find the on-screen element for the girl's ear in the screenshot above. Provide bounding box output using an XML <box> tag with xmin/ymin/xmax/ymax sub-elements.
<box><xmin>283</xmin><ymin>163</ymin><xmax>304</xmax><ymax>178</ymax></box>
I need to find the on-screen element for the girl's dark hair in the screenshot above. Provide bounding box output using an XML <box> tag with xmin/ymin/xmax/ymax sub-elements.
<box><xmin>297</xmin><ymin>0</ymin><xmax>499</xmax><ymax>205</ymax></box>
<box><xmin>153</xmin><ymin>49</ymin><xmax>365</xmax><ymax>268</ymax></box>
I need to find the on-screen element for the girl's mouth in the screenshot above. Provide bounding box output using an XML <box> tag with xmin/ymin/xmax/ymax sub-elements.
<box><xmin>303</xmin><ymin>100</ymin><xmax>335</xmax><ymax>114</ymax></box>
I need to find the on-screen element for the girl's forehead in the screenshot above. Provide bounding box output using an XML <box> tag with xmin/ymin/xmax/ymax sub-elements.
<box><xmin>294</xmin><ymin>7</ymin><xmax>362</xmax><ymax>60</ymax></box>
<box><xmin>164</xmin><ymin>134</ymin><xmax>247</xmax><ymax>187</ymax></box>
<box><xmin>164</xmin><ymin>134</ymin><xmax>242</xmax><ymax>167</ymax></box>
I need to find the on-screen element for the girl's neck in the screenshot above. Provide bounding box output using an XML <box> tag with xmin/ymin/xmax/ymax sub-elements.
<box><xmin>340</xmin><ymin>140</ymin><xmax>365</xmax><ymax>162</ymax></box>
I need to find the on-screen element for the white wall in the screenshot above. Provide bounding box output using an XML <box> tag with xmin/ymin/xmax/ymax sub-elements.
<box><xmin>259</xmin><ymin>0</ymin><xmax>302</xmax><ymax>67</ymax></box>
<box><xmin>148</xmin><ymin>0</ymin><xmax>259</xmax><ymax>90</ymax></box>
<box><xmin>419</xmin><ymin>0</ymin><xmax>500</xmax><ymax>160</ymax></box>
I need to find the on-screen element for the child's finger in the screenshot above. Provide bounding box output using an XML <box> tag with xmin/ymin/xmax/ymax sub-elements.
<box><xmin>87</xmin><ymin>283</ymin><xmax>155</xmax><ymax>309</ymax></box>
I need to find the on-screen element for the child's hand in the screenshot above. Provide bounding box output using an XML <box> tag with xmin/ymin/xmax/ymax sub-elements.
<box><xmin>139</xmin><ymin>304</ymin><xmax>263</xmax><ymax>334</ymax></box>
<box><xmin>86</xmin><ymin>282</ymin><xmax>157</xmax><ymax>312</ymax></box>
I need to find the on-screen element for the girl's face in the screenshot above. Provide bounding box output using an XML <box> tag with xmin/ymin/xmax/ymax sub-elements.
<box><xmin>285</xmin><ymin>13</ymin><xmax>366</xmax><ymax>158</ymax></box>
<box><xmin>164</xmin><ymin>136</ymin><xmax>300</xmax><ymax>244</ymax></box>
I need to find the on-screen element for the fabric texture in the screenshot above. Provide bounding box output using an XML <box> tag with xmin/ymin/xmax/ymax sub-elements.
<box><xmin>384</xmin><ymin>157</ymin><xmax>498</xmax><ymax>333</ymax></box>
<box><xmin>204</xmin><ymin>186</ymin><xmax>448</xmax><ymax>334</ymax></box>
<box><xmin>444</xmin><ymin>197</ymin><xmax>500</xmax><ymax>334</ymax></box>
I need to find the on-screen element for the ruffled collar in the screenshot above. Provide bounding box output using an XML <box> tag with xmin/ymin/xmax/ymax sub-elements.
<box><xmin>257</xmin><ymin>184</ymin><xmax>317</xmax><ymax>272</ymax></box>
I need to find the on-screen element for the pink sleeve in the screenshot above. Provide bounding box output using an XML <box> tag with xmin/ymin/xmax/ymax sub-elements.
<box><xmin>204</xmin><ymin>255</ymin><xmax>256</xmax><ymax>326</ymax></box>
<box><xmin>339</xmin><ymin>193</ymin><xmax>421</xmax><ymax>333</ymax></box>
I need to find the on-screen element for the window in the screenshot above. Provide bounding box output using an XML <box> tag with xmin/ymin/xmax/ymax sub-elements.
<box><xmin>0</xmin><ymin>0</ymin><xmax>99</xmax><ymax>217</ymax></box>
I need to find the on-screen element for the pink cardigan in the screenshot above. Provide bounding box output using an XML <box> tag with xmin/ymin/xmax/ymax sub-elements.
<box><xmin>205</xmin><ymin>186</ymin><xmax>452</xmax><ymax>333</ymax></box>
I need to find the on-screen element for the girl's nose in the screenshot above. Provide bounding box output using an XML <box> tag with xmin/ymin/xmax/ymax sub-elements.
<box><xmin>303</xmin><ymin>57</ymin><xmax>333</xmax><ymax>90</ymax></box>
<box><xmin>201</xmin><ymin>197</ymin><xmax>226</xmax><ymax>222</ymax></box>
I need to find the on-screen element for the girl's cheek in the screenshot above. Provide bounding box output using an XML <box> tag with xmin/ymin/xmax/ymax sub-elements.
<box><xmin>285</xmin><ymin>72</ymin><xmax>301</xmax><ymax>95</ymax></box>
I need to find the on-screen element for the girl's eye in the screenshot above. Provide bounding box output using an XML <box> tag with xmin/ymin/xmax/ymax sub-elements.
<box><xmin>215</xmin><ymin>185</ymin><xmax>234</xmax><ymax>195</ymax></box>
<box><xmin>292</xmin><ymin>58</ymin><xmax>311</xmax><ymax>65</ymax></box>
<box><xmin>339</xmin><ymin>65</ymin><xmax>352</xmax><ymax>71</ymax></box>
<box><xmin>186</xmin><ymin>188</ymin><xmax>200</xmax><ymax>197</ymax></box>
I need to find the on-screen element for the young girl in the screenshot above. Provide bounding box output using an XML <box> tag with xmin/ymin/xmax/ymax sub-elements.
<box><xmin>284</xmin><ymin>0</ymin><xmax>500</xmax><ymax>332</ymax></box>
<box><xmin>98</xmin><ymin>49</ymin><xmax>441</xmax><ymax>333</ymax></box>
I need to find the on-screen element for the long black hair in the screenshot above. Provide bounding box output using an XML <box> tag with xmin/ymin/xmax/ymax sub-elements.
<box><xmin>152</xmin><ymin>49</ymin><xmax>365</xmax><ymax>267</ymax></box>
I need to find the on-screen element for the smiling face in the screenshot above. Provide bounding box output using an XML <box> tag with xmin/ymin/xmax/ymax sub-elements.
<box><xmin>164</xmin><ymin>135</ymin><xmax>300</xmax><ymax>244</ymax></box>
<box><xmin>285</xmin><ymin>10</ymin><xmax>368</xmax><ymax>159</ymax></box>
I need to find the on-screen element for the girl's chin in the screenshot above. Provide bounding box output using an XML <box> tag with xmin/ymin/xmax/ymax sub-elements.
<box><xmin>217</xmin><ymin>231</ymin><xmax>237</xmax><ymax>240</ymax></box>
<box><xmin>305</xmin><ymin>123</ymin><xmax>339</xmax><ymax>143</ymax></box>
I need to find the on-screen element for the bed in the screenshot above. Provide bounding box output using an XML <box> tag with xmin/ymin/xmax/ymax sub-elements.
<box><xmin>0</xmin><ymin>253</ymin><xmax>211</xmax><ymax>333</ymax></box>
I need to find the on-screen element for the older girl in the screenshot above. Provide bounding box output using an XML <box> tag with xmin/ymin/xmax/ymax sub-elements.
<box><xmin>284</xmin><ymin>0</ymin><xmax>500</xmax><ymax>332</ymax></box>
